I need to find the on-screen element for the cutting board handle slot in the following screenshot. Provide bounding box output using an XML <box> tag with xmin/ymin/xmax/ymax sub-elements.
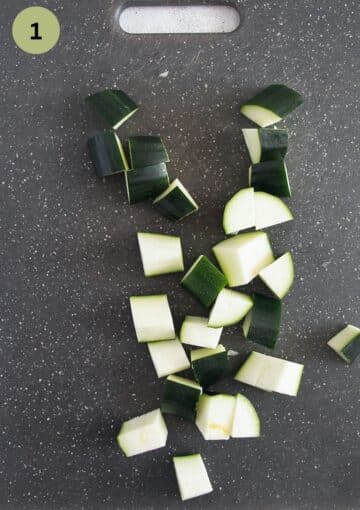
<box><xmin>119</xmin><ymin>3</ymin><xmax>241</xmax><ymax>34</ymax></box>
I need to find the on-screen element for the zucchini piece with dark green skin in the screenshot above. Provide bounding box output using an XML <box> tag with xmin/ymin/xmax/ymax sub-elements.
<box><xmin>249</xmin><ymin>160</ymin><xmax>291</xmax><ymax>197</ymax></box>
<box><xmin>161</xmin><ymin>375</ymin><xmax>202</xmax><ymax>420</ymax></box>
<box><xmin>87</xmin><ymin>130</ymin><xmax>129</xmax><ymax>177</ymax></box>
<box><xmin>191</xmin><ymin>345</ymin><xmax>229</xmax><ymax>388</ymax></box>
<box><xmin>240</xmin><ymin>84</ymin><xmax>304</xmax><ymax>127</ymax></box>
<box><xmin>153</xmin><ymin>179</ymin><xmax>199</xmax><ymax>221</ymax></box>
<box><xmin>327</xmin><ymin>325</ymin><xmax>360</xmax><ymax>364</ymax></box>
<box><xmin>129</xmin><ymin>136</ymin><xmax>170</xmax><ymax>168</ymax></box>
<box><xmin>181</xmin><ymin>255</ymin><xmax>228</xmax><ymax>308</ymax></box>
<box><xmin>125</xmin><ymin>163</ymin><xmax>169</xmax><ymax>204</ymax></box>
<box><xmin>242</xmin><ymin>128</ymin><xmax>288</xmax><ymax>163</ymax></box>
<box><xmin>85</xmin><ymin>89</ymin><xmax>138</xmax><ymax>129</ymax></box>
<box><xmin>243</xmin><ymin>293</ymin><xmax>282</xmax><ymax>349</ymax></box>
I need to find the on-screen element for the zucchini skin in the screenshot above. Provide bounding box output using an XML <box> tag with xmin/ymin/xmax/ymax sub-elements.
<box><xmin>192</xmin><ymin>351</ymin><xmax>229</xmax><ymax>388</ymax></box>
<box><xmin>153</xmin><ymin>186</ymin><xmax>198</xmax><ymax>221</ymax></box>
<box><xmin>87</xmin><ymin>131</ymin><xmax>128</xmax><ymax>177</ymax></box>
<box><xmin>161</xmin><ymin>379</ymin><xmax>201</xmax><ymax>420</ymax></box>
<box><xmin>244</xmin><ymin>293</ymin><xmax>282</xmax><ymax>349</ymax></box>
<box><xmin>243</xmin><ymin>84</ymin><xmax>304</xmax><ymax>118</ymax></box>
<box><xmin>125</xmin><ymin>163</ymin><xmax>169</xmax><ymax>204</ymax></box>
<box><xmin>129</xmin><ymin>136</ymin><xmax>170</xmax><ymax>168</ymax></box>
<box><xmin>250</xmin><ymin>160</ymin><xmax>291</xmax><ymax>197</ymax></box>
<box><xmin>85</xmin><ymin>89</ymin><xmax>138</xmax><ymax>128</ymax></box>
<box><xmin>181</xmin><ymin>256</ymin><xmax>228</xmax><ymax>308</ymax></box>
<box><xmin>258</xmin><ymin>129</ymin><xmax>288</xmax><ymax>161</ymax></box>
<box><xmin>342</xmin><ymin>335</ymin><xmax>360</xmax><ymax>363</ymax></box>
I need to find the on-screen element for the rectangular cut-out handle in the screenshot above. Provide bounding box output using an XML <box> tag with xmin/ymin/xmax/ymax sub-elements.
<box><xmin>119</xmin><ymin>5</ymin><xmax>240</xmax><ymax>34</ymax></box>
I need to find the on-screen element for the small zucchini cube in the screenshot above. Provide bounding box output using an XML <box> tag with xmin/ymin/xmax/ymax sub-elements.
<box><xmin>181</xmin><ymin>255</ymin><xmax>228</xmax><ymax>308</ymax></box>
<box><xmin>180</xmin><ymin>316</ymin><xmax>223</xmax><ymax>348</ymax></box>
<box><xmin>242</xmin><ymin>293</ymin><xmax>282</xmax><ymax>349</ymax></box>
<box><xmin>137</xmin><ymin>232</ymin><xmax>184</xmax><ymax>277</ymax></box>
<box><xmin>240</xmin><ymin>84</ymin><xmax>303</xmax><ymax>127</ymax></box>
<box><xmin>129</xmin><ymin>295</ymin><xmax>175</xmax><ymax>343</ymax></box>
<box><xmin>161</xmin><ymin>375</ymin><xmax>202</xmax><ymax>420</ymax></box>
<box><xmin>117</xmin><ymin>408</ymin><xmax>168</xmax><ymax>457</ymax></box>
<box><xmin>235</xmin><ymin>351</ymin><xmax>304</xmax><ymax>397</ymax></box>
<box><xmin>195</xmin><ymin>393</ymin><xmax>236</xmax><ymax>440</ymax></box>
<box><xmin>213</xmin><ymin>231</ymin><xmax>274</xmax><ymax>287</ymax></box>
<box><xmin>258</xmin><ymin>252</ymin><xmax>294</xmax><ymax>300</ymax></box>
<box><xmin>208</xmin><ymin>288</ymin><xmax>253</xmax><ymax>328</ymax></box>
<box><xmin>87</xmin><ymin>130</ymin><xmax>129</xmax><ymax>177</ymax></box>
<box><xmin>153</xmin><ymin>178</ymin><xmax>198</xmax><ymax>221</ymax></box>
<box><xmin>191</xmin><ymin>344</ymin><xmax>229</xmax><ymax>388</ymax></box>
<box><xmin>85</xmin><ymin>89</ymin><xmax>138</xmax><ymax>129</ymax></box>
<box><xmin>249</xmin><ymin>159</ymin><xmax>291</xmax><ymax>197</ymax></box>
<box><xmin>327</xmin><ymin>325</ymin><xmax>360</xmax><ymax>364</ymax></box>
<box><xmin>125</xmin><ymin>163</ymin><xmax>169</xmax><ymax>204</ymax></box>
<box><xmin>173</xmin><ymin>454</ymin><xmax>213</xmax><ymax>501</ymax></box>
<box><xmin>128</xmin><ymin>135</ymin><xmax>170</xmax><ymax>168</ymax></box>
<box><xmin>148</xmin><ymin>339</ymin><xmax>190</xmax><ymax>378</ymax></box>
<box><xmin>242</xmin><ymin>128</ymin><xmax>288</xmax><ymax>164</ymax></box>
<box><xmin>231</xmin><ymin>393</ymin><xmax>261</xmax><ymax>438</ymax></box>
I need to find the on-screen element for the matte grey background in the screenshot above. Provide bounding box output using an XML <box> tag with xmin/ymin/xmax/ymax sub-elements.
<box><xmin>0</xmin><ymin>1</ymin><xmax>359</xmax><ymax>509</ymax></box>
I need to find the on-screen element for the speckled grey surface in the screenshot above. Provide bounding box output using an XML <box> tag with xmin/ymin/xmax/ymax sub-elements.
<box><xmin>1</xmin><ymin>1</ymin><xmax>359</xmax><ymax>509</ymax></box>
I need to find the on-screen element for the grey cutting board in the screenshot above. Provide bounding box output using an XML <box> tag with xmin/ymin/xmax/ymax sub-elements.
<box><xmin>0</xmin><ymin>1</ymin><xmax>359</xmax><ymax>509</ymax></box>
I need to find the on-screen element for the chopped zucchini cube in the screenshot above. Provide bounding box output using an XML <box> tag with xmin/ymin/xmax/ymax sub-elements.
<box><xmin>173</xmin><ymin>454</ymin><xmax>213</xmax><ymax>501</ymax></box>
<box><xmin>181</xmin><ymin>255</ymin><xmax>228</xmax><ymax>308</ymax></box>
<box><xmin>117</xmin><ymin>408</ymin><xmax>168</xmax><ymax>457</ymax></box>
<box><xmin>196</xmin><ymin>393</ymin><xmax>236</xmax><ymax>440</ymax></box>
<box><xmin>222</xmin><ymin>187</ymin><xmax>256</xmax><ymax>235</ymax></box>
<box><xmin>208</xmin><ymin>288</ymin><xmax>253</xmax><ymax>328</ymax></box>
<box><xmin>137</xmin><ymin>232</ymin><xmax>184</xmax><ymax>276</ymax></box>
<box><xmin>213</xmin><ymin>232</ymin><xmax>274</xmax><ymax>287</ymax></box>
<box><xmin>148</xmin><ymin>338</ymin><xmax>190</xmax><ymax>378</ymax></box>
<box><xmin>125</xmin><ymin>163</ymin><xmax>169</xmax><ymax>204</ymax></box>
<box><xmin>327</xmin><ymin>325</ymin><xmax>360</xmax><ymax>364</ymax></box>
<box><xmin>240</xmin><ymin>84</ymin><xmax>303</xmax><ymax>127</ymax></box>
<box><xmin>231</xmin><ymin>394</ymin><xmax>261</xmax><ymax>438</ymax></box>
<box><xmin>85</xmin><ymin>89</ymin><xmax>138</xmax><ymax>129</ymax></box>
<box><xmin>129</xmin><ymin>295</ymin><xmax>175</xmax><ymax>343</ymax></box>
<box><xmin>87</xmin><ymin>130</ymin><xmax>129</xmax><ymax>177</ymax></box>
<box><xmin>249</xmin><ymin>159</ymin><xmax>291</xmax><ymax>197</ymax></box>
<box><xmin>258</xmin><ymin>252</ymin><xmax>295</xmax><ymax>299</ymax></box>
<box><xmin>254</xmin><ymin>191</ymin><xmax>294</xmax><ymax>230</ymax></box>
<box><xmin>128</xmin><ymin>135</ymin><xmax>170</xmax><ymax>168</ymax></box>
<box><xmin>191</xmin><ymin>344</ymin><xmax>229</xmax><ymax>388</ymax></box>
<box><xmin>161</xmin><ymin>375</ymin><xmax>202</xmax><ymax>420</ymax></box>
<box><xmin>243</xmin><ymin>293</ymin><xmax>282</xmax><ymax>349</ymax></box>
<box><xmin>153</xmin><ymin>178</ymin><xmax>199</xmax><ymax>221</ymax></box>
<box><xmin>235</xmin><ymin>351</ymin><xmax>304</xmax><ymax>397</ymax></box>
<box><xmin>242</xmin><ymin>128</ymin><xmax>288</xmax><ymax>164</ymax></box>
<box><xmin>180</xmin><ymin>316</ymin><xmax>223</xmax><ymax>348</ymax></box>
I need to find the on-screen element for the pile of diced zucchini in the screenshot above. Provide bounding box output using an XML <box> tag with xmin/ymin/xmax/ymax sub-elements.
<box><xmin>86</xmin><ymin>89</ymin><xmax>198</xmax><ymax>221</ymax></box>
<box><xmin>84</xmin><ymin>84</ymin><xmax>359</xmax><ymax>502</ymax></box>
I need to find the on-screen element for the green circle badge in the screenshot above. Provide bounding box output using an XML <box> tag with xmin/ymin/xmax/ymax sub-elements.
<box><xmin>12</xmin><ymin>6</ymin><xmax>60</xmax><ymax>55</ymax></box>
